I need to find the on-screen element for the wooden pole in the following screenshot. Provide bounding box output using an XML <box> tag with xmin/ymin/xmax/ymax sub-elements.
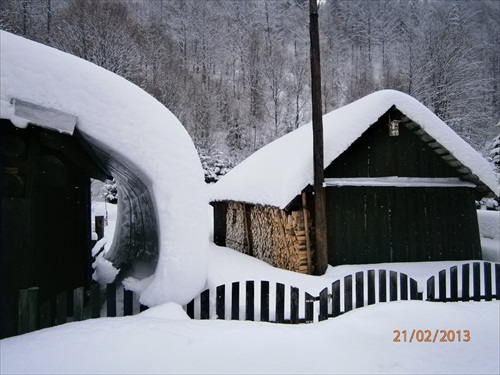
<box><xmin>309</xmin><ymin>0</ymin><xmax>328</xmax><ymax>275</ymax></box>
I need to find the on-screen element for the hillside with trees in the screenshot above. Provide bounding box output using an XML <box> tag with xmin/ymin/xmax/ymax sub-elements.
<box><xmin>1</xmin><ymin>0</ymin><xmax>498</xmax><ymax>171</ymax></box>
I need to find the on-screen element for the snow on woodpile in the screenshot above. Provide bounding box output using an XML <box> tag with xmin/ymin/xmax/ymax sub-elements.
<box><xmin>210</xmin><ymin>89</ymin><xmax>499</xmax><ymax>208</ymax></box>
<box><xmin>0</xmin><ymin>31</ymin><xmax>208</xmax><ymax>306</ymax></box>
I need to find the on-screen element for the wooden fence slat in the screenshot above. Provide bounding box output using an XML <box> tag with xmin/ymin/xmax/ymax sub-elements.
<box><xmin>332</xmin><ymin>280</ymin><xmax>340</xmax><ymax>317</ymax></box>
<box><xmin>484</xmin><ymin>262</ymin><xmax>492</xmax><ymax>301</ymax></box>
<box><xmin>305</xmin><ymin>292</ymin><xmax>314</xmax><ymax>323</ymax></box>
<box><xmin>367</xmin><ymin>270</ymin><xmax>375</xmax><ymax>305</ymax></box>
<box><xmin>276</xmin><ymin>283</ymin><xmax>285</xmax><ymax>323</ymax></box>
<box><xmin>355</xmin><ymin>272</ymin><xmax>364</xmax><ymax>308</ymax></box>
<box><xmin>56</xmin><ymin>291</ymin><xmax>67</xmax><ymax>325</ymax></box>
<box><xmin>389</xmin><ymin>271</ymin><xmax>398</xmax><ymax>301</ymax></box>
<box><xmin>106</xmin><ymin>283</ymin><xmax>116</xmax><ymax>318</ymax></box>
<box><xmin>290</xmin><ymin>286</ymin><xmax>299</xmax><ymax>324</ymax></box>
<box><xmin>246</xmin><ymin>281</ymin><xmax>254</xmax><ymax>321</ymax></box>
<box><xmin>18</xmin><ymin>287</ymin><xmax>39</xmax><ymax>335</ymax></box>
<box><xmin>186</xmin><ymin>299</ymin><xmax>194</xmax><ymax>319</ymax></box>
<box><xmin>400</xmin><ymin>274</ymin><xmax>408</xmax><ymax>300</ymax></box>
<box><xmin>39</xmin><ymin>300</ymin><xmax>51</xmax><ymax>329</ymax></box>
<box><xmin>73</xmin><ymin>287</ymin><xmax>84</xmax><ymax>321</ymax></box>
<box><xmin>344</xmin><ymin>275</ymin><xmax>353</xmax><ymax>312</ymax></box>
<box><xmin>462</xmin><ymin>263</ymin><xmax>470</xmax><ymax>301</ymax></box>
<box><xmin>90</xmin><ymin>284</ymin><xmax>101</xmax><ymax>319</ymax></box>
<box><xmin>124</xmin><ymin>289</ymin><xmax>134</xmax><ymax>316</ymax></box>
<box><xmin>450</xmin><ymin>266</ymin><xmax>458</xmax><ymax>302</ymax></box>
<box><xmin>200</xmin><ymin>289</ymin><xmax>210</xmax><ymax>319</ymax></box>
<box><xmin>495</xmin><ymin>263</ymin><xmax>500</xmax><ymax>300</ymax></box>
<box><xmin>379</xmin><ymin>270</ymin><xmax>387</xmax><ymax>302</ymax></box>
<box><xmin>231</xmin><ymin>282</ymin><xmax>240</xmax><ymax>320</ymax></box>
<box><xmin>216</xmin><ymin>285</ymin><xmax>225</xmax><ymax>320</ymax></box>
<box><xmin>473</xmin><ymin>262</ymin><xmax>481</xmax><ymax>301</ymax></box>
<box><xmin>427</xmin><ymin>276</ymin><xmax>435</xmax><ymax>301</ymax></box>
<box><xmin>438</xmin><ymin>270</ymin><xmax>447</xmax><ymax>302</ymax></box>
<box><xmin>260</xmin><ymin>281</ymin><xmax>269</xmax><ymax>322</ymax></box>
<box><xmin>319</xmin><ymin>288</ymin><xmax>328</xmax><ymax>321</ymax></box>
<box><xmin>409</xmin><ymin>278</ymin><xmax>419</xmax><ymax>300</ymax></box>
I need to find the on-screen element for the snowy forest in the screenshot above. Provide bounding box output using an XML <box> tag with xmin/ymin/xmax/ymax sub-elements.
<box><xmin>1</xmin><ymin>0</ymin><xmax>499</xmax><ymax>176</ymax></box>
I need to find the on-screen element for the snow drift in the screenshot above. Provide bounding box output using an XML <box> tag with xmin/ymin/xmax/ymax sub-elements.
<box><xmin>0</xmin><ymin>31</ymin><xmax>208</xmax><ymax>306</ymax></box>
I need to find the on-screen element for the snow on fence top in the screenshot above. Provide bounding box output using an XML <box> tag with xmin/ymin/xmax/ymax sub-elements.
<box><xmin>210</xmin><ymin>89</ymin><xmax>499</xmax><ymax>209</ymax></box>
<box><xmin>0</xmin><ymin>31</ymin><xmax>208</xmax><ymax>307</ymax></box>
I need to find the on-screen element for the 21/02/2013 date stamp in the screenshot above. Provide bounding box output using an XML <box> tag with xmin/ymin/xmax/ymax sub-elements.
<box><xmin>393</xmin><ymin>329</ymin><xmax>470</xmax><ymax>343</ymax></box>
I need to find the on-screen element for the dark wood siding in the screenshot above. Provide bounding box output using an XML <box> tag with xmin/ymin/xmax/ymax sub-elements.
<box><xmin>324</xmin><ymin>117</ymin><xmax>460</xmax><ymax>179</ymax></box>
<box><xmin>326</xmin><ymin>186</ymin><xmax>482</xmax><ymax>266</ymax></box>
<box><xmin>1</xmin><ymin>121</ymin><xmax>97</xmax><ymax>338</ymax></box>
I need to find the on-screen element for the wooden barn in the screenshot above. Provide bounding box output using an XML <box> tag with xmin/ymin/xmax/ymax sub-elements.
<box><xmin>1</xmin><ymin>113</ymin><xmax>110</xmax><ymax>339</ymax></box>
<box><xmin>210</xmin><ymin>90</ymin><xmax>498</xmax><ymax>274</ymax></box>
<box><xmin>1</xmin><ymin>31</ymin><xmax>209</xmax><ymax>338</ymax></box>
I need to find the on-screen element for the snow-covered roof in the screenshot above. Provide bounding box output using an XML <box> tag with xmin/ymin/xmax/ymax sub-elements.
<box><xmin>0</xmin><ymin>31</ymin><xmax>208</xmax><ymax>306</ymax></box>
<box><xmin>210</xmin><ymin>90</ymin><xmax>498</xmax><ymax>209</ymax></box>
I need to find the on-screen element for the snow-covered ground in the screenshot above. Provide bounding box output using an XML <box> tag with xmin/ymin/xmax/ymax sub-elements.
<box><xmin>1</xmin><ymin>205</ymin><xmax>499</xmax><ymax>375</ymax></box>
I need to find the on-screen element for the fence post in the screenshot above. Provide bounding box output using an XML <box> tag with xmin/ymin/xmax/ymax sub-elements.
<box><xmin>246</xmin><ymin>281</ymin><xmax>255</xmax><ymax>321</ymax></box>
<box><xmin>400</xmin><ymin>274</ymin><xmax>408</xmax><ymax>300</ymax></box>
<box><xmin>56</xmin><ymin>291</ymin><xmax>67</xmax><ymax>325</ymax></box>
<box><xmin>344</xmin><ymin>275</ymin><xmax>353</xmax><ymax>312</ymax></box>
<box><xmin>305</xmin><ymin>292</ymin><xmax>315</xmax><ymax>323</ymax></box>
<box><xmin>379</xmin><ymin>270</ymin><xmax>387</xmax><ymax>303</ymax></box>
<box><xmin>484</xmin><ymin>262</ymin><xmax>492</xmax><ymax>301</ymax></box>
<box><xmin>473</xmin><ymin>262</ymin><xmax>481</xmax><ymax>301</ymax></box>
<box><xmin>18</xmin><ymin>287</ymin><xmax>39</xmax><ymax>335</ymax></box>
<box><xmin>462</xmin><ymin>264</ymin><xmax>470</xmax><ymax>301</ymax></box>
<box><xmin>450</xmin><ymin>266</ymin><xmax>458</xmax><ymax>302</ymax></box>
<box><xmin>200</xmin><ymin>289</ymin><xmax>210</xmax><ymax>319</ymax></box>
<box><xmin>355</xmin><ymin>272</ymin><xmax>364</xmax><ymax>308</ymax></box>
<box><xmin>495</xmin><ymin>263</ymin><xmax>500</xmax><ymax>300</ymax></box>
<box><xmin>124</xmin><ymin>289</ymin><xmax>134</xmax><ymax>316</ymax></box>
<box><xmin>231</xmin><ymin>282</ymin><xmax>240</xmax><ymax>320</ymax></box>
<box><xmin>427</xmin><ymin>276</ymin><xmax>435</xmax><ymax>301</ymax></box>
<box><xmin>319</xmin><ymin>287</ymin><xmax>329</xmax><ymax>321</ymax></box>
<box><xmin>331</xmin><ymin>280</ymin><xmax>340</xmax><ymax>317</ymax></box>
<box><xmin>438</xmin><ymin>270</ymin><xmax>447</xmax><ymax>302</ymax></box>
<box><xmin>260</xmin><ymin>281</ymin><xmax>269</xmax><ymax>322</ymax></box>
<box><xmin>216</xmin><ymin>285</ymin><xmax>225</xmax><ymax>320</ymax></box>
<box><xmin>389</xmin><ymin>271</ymin><xmax>398</xmax><ymax>301</ymax></box>
<box><xmin>290</xmin><ymin>286</ymin><xmax>299</xmax><ymax>324</ymax></box>
<box><xmin>276</xmin><ymin>283</ymin><xmax>285</xmax><ymax>323</ymax></box>
<box><xmin>367</xmin><ymin>270</ymin><xmax>375</xmax><ymax>305</ymax></box>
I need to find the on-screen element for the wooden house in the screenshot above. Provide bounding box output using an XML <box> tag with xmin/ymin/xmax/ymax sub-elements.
<box><xmin>210</xmin><ymin>90</ymin><xmax>498</xmax><ymax>274</ymax></box>
<box><xmin>1</xmin><ymin>31</ymin><xmax>208</xmax><ymax>338</ymax></box>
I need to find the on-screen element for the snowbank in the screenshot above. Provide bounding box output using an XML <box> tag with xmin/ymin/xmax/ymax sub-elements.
<box><xmin>210</xmin><ymin>90</ymin><xmax>498</xmax><ymax>208</ymax></box>
<box><xmin>1</xmin><ymin>243</ymin><xmax>498</xmax><ymax>374</ymax></box>
<box><xmin>0</xmin><ymin>31</ymin><xmax>208</xmax><ymax>306</ymax></box>
<box><xmin>478</xmin><ymin>210</ymin><xmax>500</xmax><ymax>262</ymax></box>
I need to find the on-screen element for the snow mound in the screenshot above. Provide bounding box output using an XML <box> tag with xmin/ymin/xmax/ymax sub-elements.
<box><xmin>0</xmin><ymin>31</ymin><xmax>208</xmax><ymax>306</ymax></box>
<box><xmin>139</xmin><ymin>302</ymin><xmax>190</xmax><ymax>321</ymax></box>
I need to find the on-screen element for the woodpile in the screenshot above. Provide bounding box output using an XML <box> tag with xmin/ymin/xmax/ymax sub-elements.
<box><xmin>225</xmin><ymin>201</ymin><xmax>315</xmax><ymax>274</ymax></box>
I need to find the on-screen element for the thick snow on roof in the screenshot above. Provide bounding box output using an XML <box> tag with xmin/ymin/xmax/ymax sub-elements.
<box><xmin>210</xmin><ymin>90</ymin><xmax>498</xmax><ymax>208</ymax></box>
<box><xmin>0</xmin><ymin>31</ymin><xmax>208</xmax><ymax>306</ymax></box>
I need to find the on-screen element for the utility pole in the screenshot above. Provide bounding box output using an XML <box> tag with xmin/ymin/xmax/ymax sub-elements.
<box><xmin>309</xmin><ymin>0</ymin><xmax>328</xmax><ymax>275</ymax></box>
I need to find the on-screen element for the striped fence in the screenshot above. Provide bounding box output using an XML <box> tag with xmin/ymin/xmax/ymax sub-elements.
<box><xmin>18</xmin><ymin>283</ymin><xmax>147</xmax><ymax>336</ymax></box>
<box><xmin>18</xmin><ymin>261</ymin><xmax>500</xmax><ymax>335</ymax></box>
<box><xmin>184</xmin><ymin>261</ymin><xmax>500</xmax><ymax>323</ymax></box>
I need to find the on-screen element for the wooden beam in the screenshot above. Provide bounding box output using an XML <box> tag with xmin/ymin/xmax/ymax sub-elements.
<box><xmin>309</xmin><ymin>0</ymin><xmax>328</xmax><ymax>275</ymax></box>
